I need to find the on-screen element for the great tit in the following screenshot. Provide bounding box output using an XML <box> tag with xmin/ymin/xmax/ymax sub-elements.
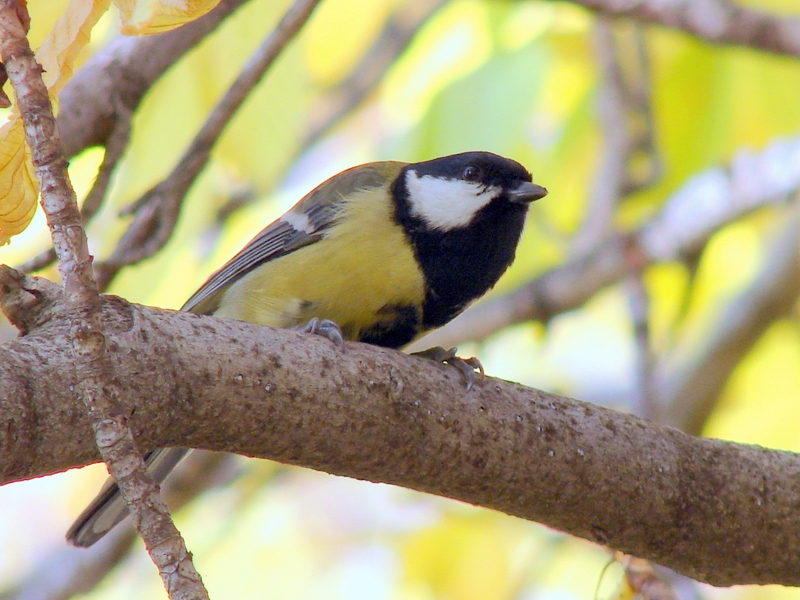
<box><xmin>66</xmin><ymin>151</ymin><xmax>547</xmax><ymax>547</ymax></box>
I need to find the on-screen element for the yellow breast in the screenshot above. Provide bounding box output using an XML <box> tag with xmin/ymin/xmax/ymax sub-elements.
<box><xmin>213</xmin><ymin>187</ymin><xmax>426</xmax><ymax>341</ymax></box>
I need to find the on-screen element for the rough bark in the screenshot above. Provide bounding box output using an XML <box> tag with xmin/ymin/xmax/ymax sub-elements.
<box><xmin>2</xmin><ymin>268</ymin><xmax>800</xmax><ymax>588</ymax></box>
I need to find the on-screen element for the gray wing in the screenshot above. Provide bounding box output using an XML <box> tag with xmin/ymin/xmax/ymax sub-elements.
<box><xmin>182</xmin><ymin>161</ymin><xmax>401</xmax><ymax>315</ymax></box>
<box><xmin>65</xmin><ymin>163</ymin><xmax>403</xmax><ymax>547</ymax></box>
<box><xmin>180</xmin><ymin>219</ymin><xmax>321</xmax><ymax>315</ymax></box>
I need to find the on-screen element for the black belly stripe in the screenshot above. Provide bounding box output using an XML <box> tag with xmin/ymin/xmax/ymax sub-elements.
<box><xmin>358</xmin><ymin>304</ymin><xmax>421</xmax><ymax>349</ymax></box>
<box><xmin>421</xmin><ymin>287</ymin><xmax>469</xmax><ymax>329</ymax></box>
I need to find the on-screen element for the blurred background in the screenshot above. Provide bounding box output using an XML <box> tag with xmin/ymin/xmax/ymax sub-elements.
<box><xmin>1</xmin><ymin>0</ymin><xmax>800</xmax><ymax>598</ymax></box>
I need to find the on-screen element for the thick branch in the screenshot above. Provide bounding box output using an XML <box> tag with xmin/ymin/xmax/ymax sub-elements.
<box><xmin>563</xmin><ymin>0</ymin><xmax>800</xmax><ymax>58</ymax></box>
<box><xmin>1</xmin><ymin>269</ymin><xmax>800</xmax><ymax>587</ymax></box>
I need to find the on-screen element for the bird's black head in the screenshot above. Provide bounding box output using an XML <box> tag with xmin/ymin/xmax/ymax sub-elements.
<box><xmin>393</xmin><ymin>152</ymin><xmax>547</xmax><ymax>233</ymax></box>
<box><xmin>392</xmin><ymin>152</ymin><xmax>548</xmax><ymax>329</ymax></box>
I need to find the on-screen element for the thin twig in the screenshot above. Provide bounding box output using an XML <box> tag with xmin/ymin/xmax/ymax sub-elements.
<box><xmin>0</xmin><ymin>3</ymin><xmax>208</xmax><ymax>599</ymax></box>
<box><xmin>623</xmin><ymin>237</ymin><xmax>659</xmax><ymax>421</ymax></box>
<box><xmin>619</xmin><ymin>23</ymin><xmax>660</xmax><ymax>196</ymax></box>
<box><xmin>16</xmin><ymin>109</ymin><xmax>132</xmax><ymax>274</ymax></box>
<box><xmin>661</xmin><ymin>210</ymin><xmax>800</xmax><ymax>434</ymax></box>
<box><xmin>574</xmin><ymin>17</ymin><xmax>630</xmax><ymax>253</ymax></box>
<box><xmin>93</xmin><ymin>0</ymin><xmax>323</xmax><ymax>291</ymax></box>
<box><xmin>216</xmin><ymin>0</ymin><xmax>447</xmax><ymax>224</ymax></box>
<box><xmin>302</xmin><ymin>0</ymin><xmax>447</xmax><ymax>148</ymax></box>
<box><xmin>574</xmin><ymin>18</ymin><xmax>659</xmax><ymax>254</ymax></box>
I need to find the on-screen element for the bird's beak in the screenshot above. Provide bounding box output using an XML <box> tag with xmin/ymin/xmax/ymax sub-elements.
<box><xmin>508</xmin><ymin>181</ymin><xmax>548</xmax><ymax>204</ymax></box>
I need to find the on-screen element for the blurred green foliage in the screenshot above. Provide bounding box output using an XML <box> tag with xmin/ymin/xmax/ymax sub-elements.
<box><xmin>1</xmin><ymin>0</ymin><xmax>800</xmax><ymax>598</ymax></box>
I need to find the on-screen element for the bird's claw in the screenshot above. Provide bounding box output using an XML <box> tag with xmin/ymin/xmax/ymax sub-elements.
<box><xmin>412</xmin><ymin>346</ymin><xmax>484</xmax><ymax>391</ymax></box>
<box><xmin>297</xmin><ymin>317</ymin><xmax>345</xmax><ymax>349</ymax></box>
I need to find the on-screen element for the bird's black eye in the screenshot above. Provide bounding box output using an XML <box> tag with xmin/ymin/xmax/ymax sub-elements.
<box><xmin>462</xmin><ymin>165</ymin><xmax>481</xmax><ymax>181</ymax></box>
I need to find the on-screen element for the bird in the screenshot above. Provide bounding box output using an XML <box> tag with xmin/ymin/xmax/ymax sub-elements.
<box><xmin>66</xmin><ymin>151</ymin><xmax>547</xmax><ymax>547</ymax></box>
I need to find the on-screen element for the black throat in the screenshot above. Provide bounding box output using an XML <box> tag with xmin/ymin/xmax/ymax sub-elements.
<box><xmin>392</xmin><ymin>174</ymin><xmax>529</xmax><ymax>330</ymax></box>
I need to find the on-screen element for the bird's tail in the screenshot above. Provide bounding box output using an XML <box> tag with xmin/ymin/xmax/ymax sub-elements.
<box><xmin>66</xmin><ymin>447</ymin><xmax>189</xmax><ymax>547</ymax></box>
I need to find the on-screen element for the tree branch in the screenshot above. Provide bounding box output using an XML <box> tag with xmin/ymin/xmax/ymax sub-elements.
<box><xmin>301</xmin><ymin>0</ymin><xmax>447</xmax><ymax>148</ymax></box>
<box><xmin>15</xmin><ymin>0</ymin><xmax>253</xmax><ymax>276</ymax></box>
<box><xmin>2</xmin><ymin>268</ymin><xmax>800</xmax><ymax>587</ymax></box>
<box><xmin>662</xmin><ymin>211</ymin><xmax>800</xmax><ymax>433</ymax></box>
<box><xmin>17</xmin><ymin>108</ymin><xmax>132</xmax><ymax>274</ymax></box>
<box><xmin>562</xmin><ymin>0</ymin><xmax>800</xmax><ymax>58</ymax></box>
<box><xmin>93</xmin><ymin>0</ymin><xmax>323</xmax><ymax>290</ymax></box>
<box><xmin>0</xmin><ymin>4</ymin><xmax>207</xmax><ymax>597</ymax></box>
<box><xmin>55</xmin><ymin>0</ymin><xmax>252</xmax><ymax>161</ymax></box>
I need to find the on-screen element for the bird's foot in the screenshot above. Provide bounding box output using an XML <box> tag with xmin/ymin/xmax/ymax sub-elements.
<box><xmin>412</xmin><ymin>346</ymin><xmax>484</xmax><ymax>391</ymax></box>
<box><xmin>297</xmin><ymin>317</ymin><xmax>345</xmax><ymax>348</ymax></box>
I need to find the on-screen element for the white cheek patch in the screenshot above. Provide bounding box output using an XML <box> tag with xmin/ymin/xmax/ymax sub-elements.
<box><xmin>405</xmin><ymin>170</ymin><xmax>500</xmax><ymax>231</ymax></box>
<box><xmin>280</xmin><ymin>209</ymin><xmax>314</xmax><ymax>234</ymax></box>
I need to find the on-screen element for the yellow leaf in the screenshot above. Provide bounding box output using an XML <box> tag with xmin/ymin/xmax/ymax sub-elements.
<box><xmin>37</xmin><ymin>0</ymin><xmax>113</xmax><ymax>96</ymax></box>
<box><xmin>113</xmin><ymin>0</ymin><xmax>220</xmax><ymax>35</ymax></box>
<box><xmin>0</xmin><ymin>117</ymin><xmax>39</xmax><ymax>246</ymax></box>
<box><xmin>0</xmin><ymin>0</ymin><xmax>111</xmax><ymax>244</ymax></box>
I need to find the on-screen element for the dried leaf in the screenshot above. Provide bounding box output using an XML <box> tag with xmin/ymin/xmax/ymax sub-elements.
<box><xmin>37</xmin><ymin>0</ymin><xmax>113</xmax><ymax>96</ymax></box>
<box><xmin>113</xmin><ymin>0</ymin><xmax>220</xmax><ymax>35</ymax></box>
<box><xmin>0</xmin><ymin>0</ymin><xmax>111</xmax><ymax>244</ymax></box>
<box><xmin>0</xmin><ymin>117</ymin><xmax>38</xmax><ymax>246</ymax></box>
